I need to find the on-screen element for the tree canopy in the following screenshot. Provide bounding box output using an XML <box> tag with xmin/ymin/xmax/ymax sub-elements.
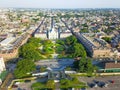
<box><xmin>28</xmin><ymin>37</ymin><xmax>41</xmax><ymax>47</ymax></box>
<box><xmin>74</xmin><ymin>57</ymin><xmax>96</xmax><ymax>75</ymax></box>
<box><xmin>19</xmin><ymin>43</ymin><xmax>43</xmax><ymax>61</ymax></box>
<box><xmin>56</xmin><ymin>35</ymin><xmax>87</xmax><ymax>58</ymax></box>
<box><xmin>71</xmin><ymin>43</ymin><xmax>86</xmax><ymax>58</ymax></box>
<box><xmin>65</xmin><ymin>35</ymin><xmax>77</xmax><ymax>45</ymax></box>
<box><xmin>60</xmin><ymin>77</ymin><xmax>86</xmax><ymax>89</ymax></box>
<box><xmin>14</xmin><ymin>59</ymin><xmax>36</xmax><ymax>78</ymax></box>
<box><xmin>19</xmin><ymin>37</ymin><xmax>55</xmax><ymax>61</ymax></box>
<box><xmin>102</xmin><ymin>37</ymin><xmax>111</xmax><ymax>43</ymax></box>
<box><xmin>42</xmin><ymin>40</ymin><xmax>54</xmax><ymax>54</ymax></box>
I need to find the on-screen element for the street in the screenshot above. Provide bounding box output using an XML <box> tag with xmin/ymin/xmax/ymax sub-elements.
<box><xmin>35</xmin><ymin>59</ymin><xmax>74</xmax><ymax>67</ymax></box>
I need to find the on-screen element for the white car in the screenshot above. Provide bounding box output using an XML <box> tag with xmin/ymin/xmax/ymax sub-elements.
<box><xmin>104</xmin><ymin>83</ymin><xmax>108</xmax><ymax>87</ymax></box>
<box><xmin>15</xmin><ymin>82</ymin><xmax>20</xmax><ymax>85</ymax></box>
<box><xmin>94</xmin><ymin>84</ymin><xmax>98</xmax><ymax>87</ymax></box>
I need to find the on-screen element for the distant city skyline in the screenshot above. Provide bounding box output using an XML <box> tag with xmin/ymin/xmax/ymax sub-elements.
<box><xmin>0</xmin><ymin>0</ymin><xmax>120</xmax><ymax>8</ymax></box>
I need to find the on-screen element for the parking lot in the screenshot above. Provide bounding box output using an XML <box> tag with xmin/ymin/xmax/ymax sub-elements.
<box><xmin>12</xmin><ymin>81</ymin><xmax>34</xmax><ymax>90</ymax></box>
<box><xmin>78</xmin><ymin>76</ymin><xmax>120</xmax><ymax>90</ymax></box>
<box><xmin>10</xmin><ymin>75</ymin><xmax>120</xmax><ymax>90</ymax></box>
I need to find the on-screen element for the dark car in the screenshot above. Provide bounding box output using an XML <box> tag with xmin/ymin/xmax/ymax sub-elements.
<box><xmin>93</xmin><ymin>80</ymin><xmax>99</xmax><ymax>84</ymax></box>
<box><xmin>81</xmin><ymin>88</ymin><xmax>86</xmax><ymax>90</ymax></box>
<box><xmin>87</xmin><ymin>82</ymin><xmax>96</xmax><ymax>88</ymax></box>
<box><xmin>111</xmin><ymin>80</ymin><xmax>115</xmax><ymax>84</ymax></box>
<box><xmin>18</xmin><ymin>88</ymin><xmax>22</xmax><ymax>90</ymax></box>
<box><xmin>24</xmin><ymin>80</ymin><xmax>31</xmax><ymax>83</ymax></box>
<box><xmin>12</xmin><ymin>85</ymin><xmax>18</xmax><ymax>88</ymax></box>
<box><xmin>98</xmin><ymin>82</ymin><xmax>105</xmax><ymax>88</ymax></box>
<box><xmin>109</xmin><ymin>80</ymin><xmax>115</xmax><ymax>84</ymax></box>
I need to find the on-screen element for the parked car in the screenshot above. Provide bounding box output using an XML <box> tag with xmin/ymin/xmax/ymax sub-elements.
<box><xmin>87</xmin><ymin>82</ymin><xmax>96</xmax><ymax>88</ymax></box>
<box><xmin>97</xmin><ymin>81</ymin><xmax>105</xmax><ymax>88</ymax></box>
<box><xmin>12</xmin><ymin>85</ymin><xmax>18</xmax><ymax>88</ymax></box>
<box><xmin>109</xmin><ymin>80</ymin><xmax>115</xmax><ymax>84</ymax></box>
<box><xmin>81</xmin><ymin>88</ymin><xmax>86</xmax><ymax>90</ymax></box>
<box><xmin>93</xmin><ymin>80</ymin><xmax>99</xmax><ymax>84</ymax></box>
<box><xmin>104</xmin><ymin>83</ymin><xmax>108</xmax><ymax>87</ymax></box>
<box><xmin>111</xmin><ymin>80</ymin><xmax>115</xmax><ymax>84</ymax></box>
<box><xmin>15</xmin><ymin>82</ymin><xmax>20</xmax><ymax>85</ymax></box>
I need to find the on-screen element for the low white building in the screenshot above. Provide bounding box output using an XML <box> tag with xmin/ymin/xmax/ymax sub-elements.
<box><xmin>0</xmin><ymin>57</ymin><xmax>5</xmax><ymax>85</ymax></box>
<box><xmin>60</xmin><ymin>32</ymin><xmax>72</xmax><ymax>39</ymax></box>
<box><xmin>0</xmin><ymin>57</ymin><xmax>6</xmax><ymax>74</ymax></box>
<box><xmin>0</xmin><ymin>37</ymin><xmax>15</xmax><ymax>46</ymax></box>
<box><xmin>34</xmin><ymin>32</ymin><xmax>47</xmax><ymax>39</ymax></box>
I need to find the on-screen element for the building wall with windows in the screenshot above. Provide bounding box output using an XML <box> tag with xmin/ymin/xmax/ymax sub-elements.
<box><xmin>93</xmin><ymin>49</ymin><xmax>111</xmax><ymax>58</ymax></box>
<box><xmin>75</xmin><ymin>32</ymin><xmax>113</xmax><ymax>58</ymax></box>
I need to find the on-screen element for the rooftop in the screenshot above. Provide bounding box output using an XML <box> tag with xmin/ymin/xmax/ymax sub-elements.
<box><xmin>0</xmin><ymin>37</ymin><xmax>15</xmax><ymax>46</ymax></box>
<box><xmin>81</xmin><ymin>33</ymin><xmax>110</xmax><ymax>48</ymax></box>
<box><xmin>105</xmin><ymin>62</ymin><xmax>120</xmax><ymax>69</ymax></box>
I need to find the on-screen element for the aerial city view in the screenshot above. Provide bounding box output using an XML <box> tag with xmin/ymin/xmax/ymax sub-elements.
<box><xmin>1</xmin><ymin>0</ymin><xmax>120</xmax><ymax>90</ymax></box>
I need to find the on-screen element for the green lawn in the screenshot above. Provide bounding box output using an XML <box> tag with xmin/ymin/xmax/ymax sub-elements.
<box><xmin>0</xmin><ymin>71</ymin><xmax>8</xmax><ymax>80</ymax></box>
<box><xmin>60</xmin><ymin>77</ymin><xmax>87</xmax><ymax>89</ymax></box>
<box><xmin>32</xmin><ymin>80</ymin><xmax>55</xmax><ymax>90</ymax></box>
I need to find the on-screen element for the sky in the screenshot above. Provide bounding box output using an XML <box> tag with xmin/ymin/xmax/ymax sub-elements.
<box><xmin>0</xmin><ymin>0</ymin><xmax>120</xmax><ymax>8</ymax></box>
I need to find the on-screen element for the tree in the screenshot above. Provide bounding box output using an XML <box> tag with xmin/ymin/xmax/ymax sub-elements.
<box><xmin>60</xmin><ymin>78</ymin><xmax>86</xmax><ymax>89</ymax></box>
<box><xmin>71</xmin><ymin>43</ymin><xmax>86</xmax><ymax>58</ymax></box>
<box><xmin>56</xmin><ymin>35</ymin><xmax>87</xmax><ymax>58</ymax></box>
<box><xmin>32</xmin><ymin>82</ymin><xmax>45</xmax><ymax>89</ymax></box>
<box><xmin>60</xmin><ymin>79</ymin><xmax>71</xmax><ymax>89</ymax></box>
<box><xmin>19</xmin><ymin>43</ymin><xmax>42</xmax><ymax>61</ymax></box>
<box><xmin>82</xmin><ymin>23</ymin><xmax>88</xmax><ymax>27</ymax></box>
<box><xmin>14</xmin><ymin>59</ymin><xmax>36</xmax><ymax>78</ymax></box>
<box><xmin>40</xmin><ymin>67</ymin><xmax>47</xmax><ymax>72</ymax></box>
<box><xmin>38</xmin><ymin>12</ymin><xmax>44</xmax><ymax>17</ymax></box>
<box><xmin>78</xmin><ymin>57</ymin><xmax>87</xmax><ymax>72</ymax></box>
<box><xmin>103</xmin><ymin>29</ymin><xmax>112</xmax><ymax>34</ymax></box>
<box><xmin>42</xmin><ymin>40</ymin><xmax>54</xmax><ymax>55</ymax></box>
<box><xmin>74</xmin><ymin>57</ymin><xmax>96</xmax><ymax>75</ymax></box>
<box><xmin>28</xmin><ymin>37</ymin><xmax>41</xmax><ymax>47</ymax></box>
<box><xmin>65</xmin><ymin>35</ymin><xmax>77</xmax><ymax>46</ymax></box>
<box><xmin>56</xmin><ymin>40</ymin><xmax>65</xmax><ymax>45</ymax></box>
<box><xmin>56</xmin><ymin>44</ymin><xmax>65</xmax><ymax>54</ymax></box>
<box><xmin>46</xmin><ymin>80</ymin><xmax>55</xmax><ymax>90</ymax></box>
<box><xmin>102</xmin><ymin>37</ymin><xmax>111</xmax><ymax>43</ymax></box>
<box><xmin>80</xmin><ymin>29</ymin><xmax>89</xmax><ymax>33</ymax></box>
<box><xmin>19</xmin><ymin>37</ymin><xmax>44</xmax><ymax>61</ymax></box>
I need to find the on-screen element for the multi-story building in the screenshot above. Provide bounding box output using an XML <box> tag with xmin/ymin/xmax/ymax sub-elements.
<box><xmin>34</xmin><ymin>32</ymin><xmax>47</xmax><ymax>39</ymax></box>
<box><xmin>60</xmin><ymin>32</ymin><xmax>72</xmax><ymax>39</ymax></box>
<box><xmin>0</xmin><ymin>33</ymin><xmax>30</xmax><ymax>60</ymax></box>
<box><xmin>75</xmin><ymin>32</ymin><xmax>113</xmax><ymax>58</ymax></box>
